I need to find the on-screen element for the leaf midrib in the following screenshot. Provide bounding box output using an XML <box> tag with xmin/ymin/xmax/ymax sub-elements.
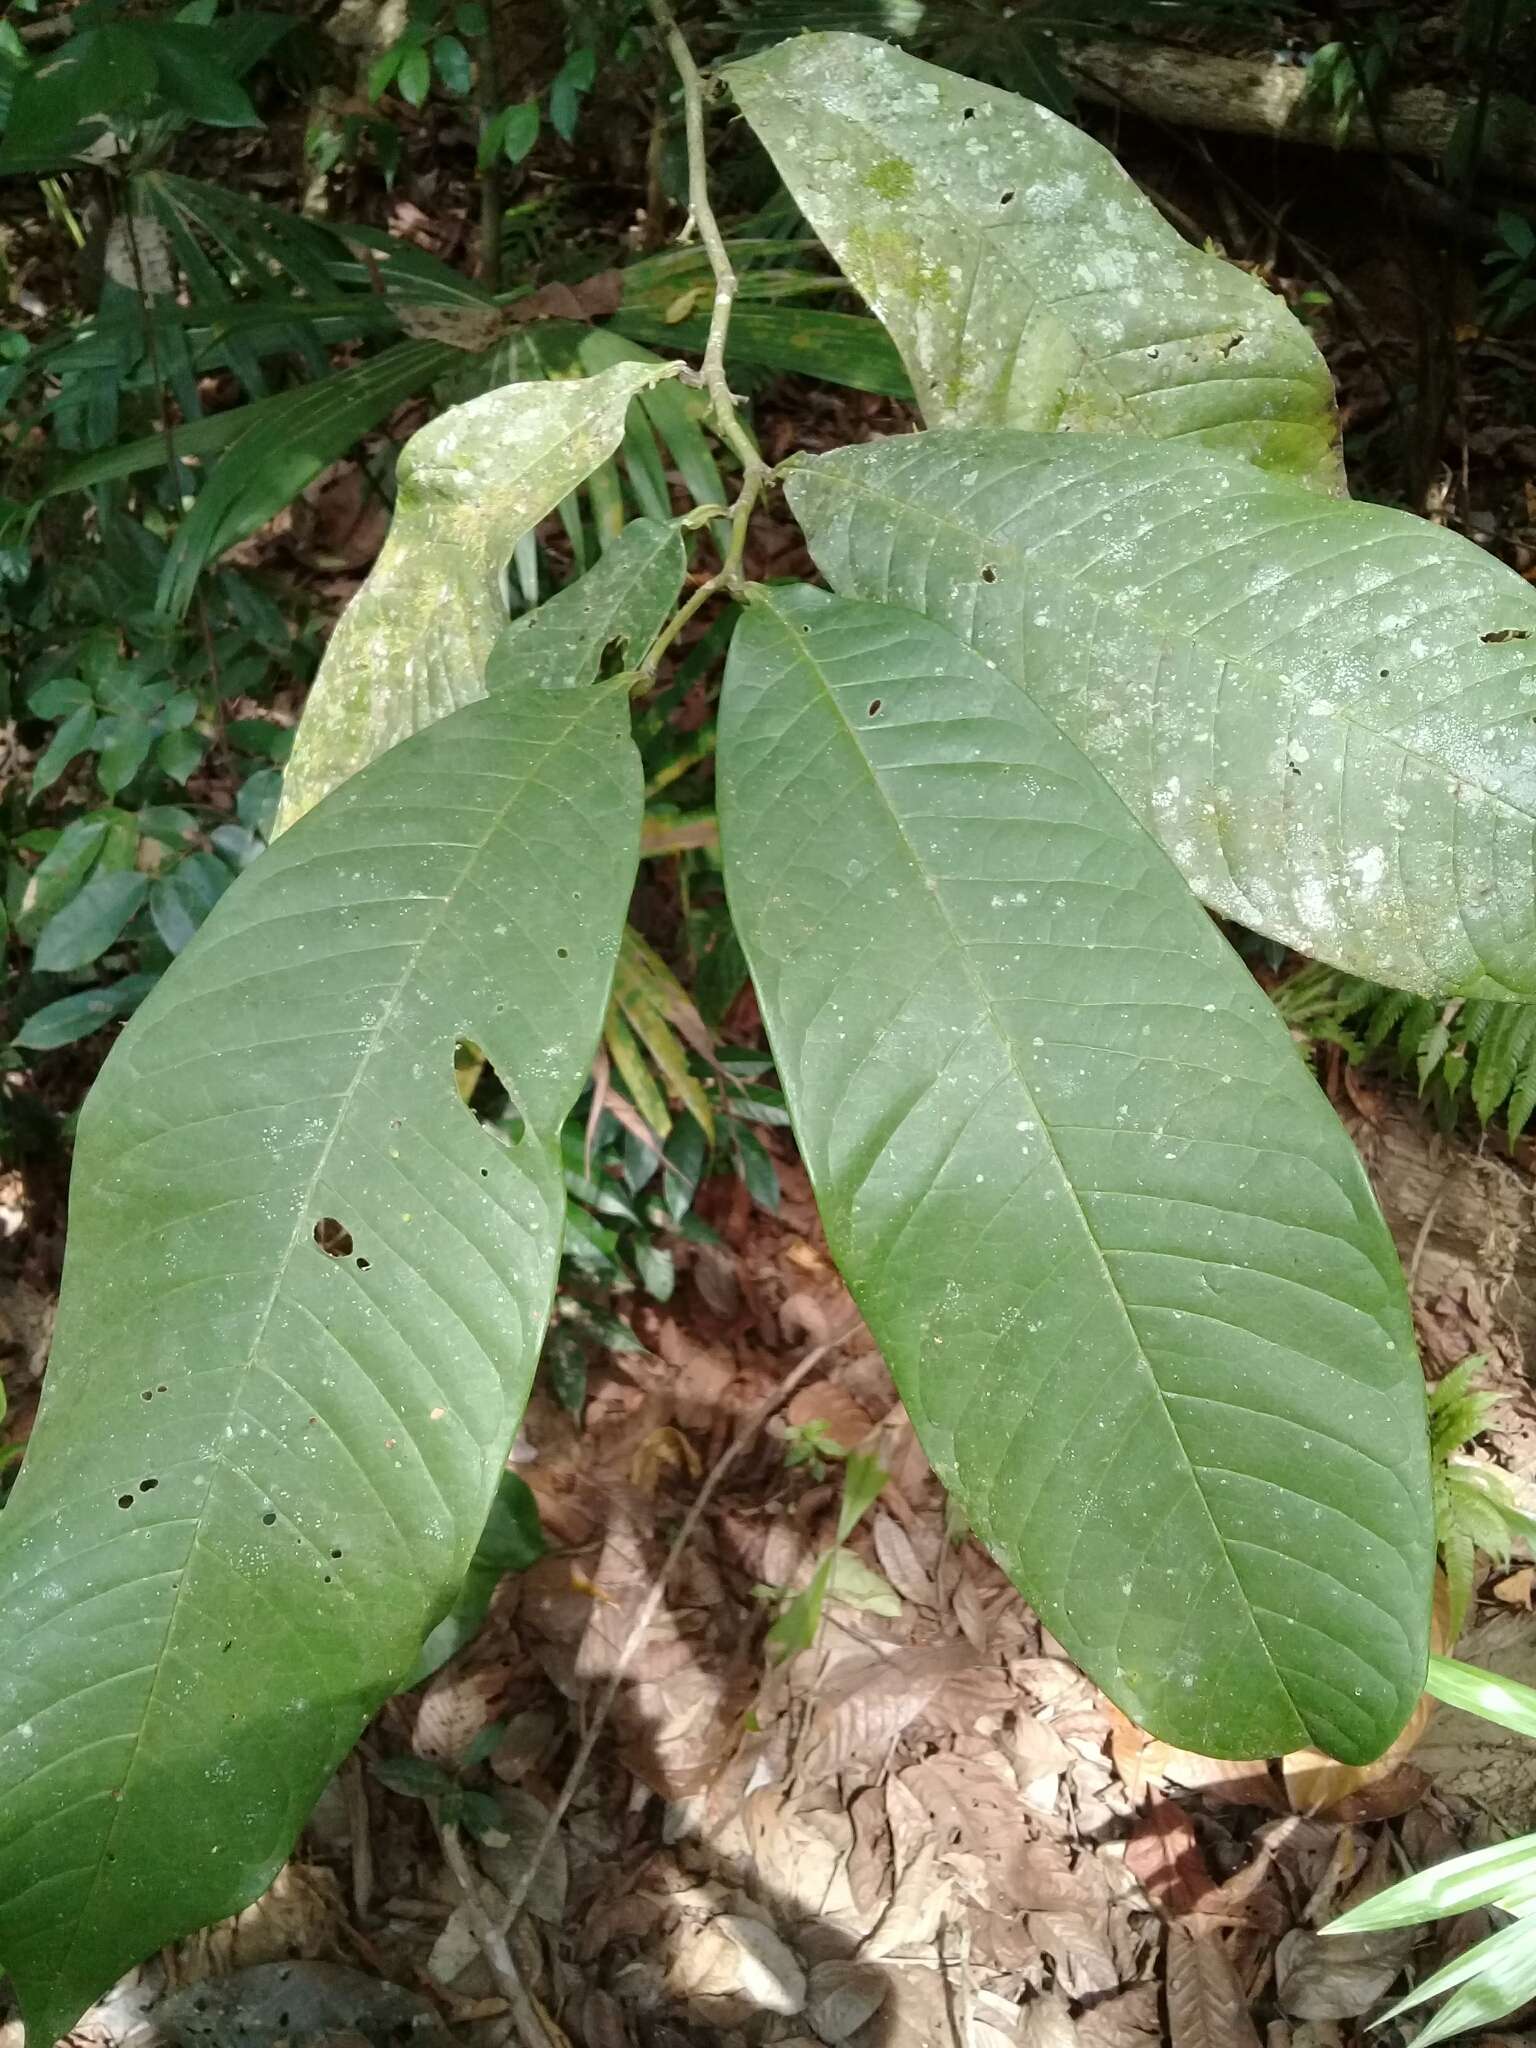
<box><xmin>50</xmin><ymin>688</ymin><xmax>608</xmax><ymax>1983</ymax></box>
<box><xmin>809</xmin><ymin>460</ymin><xmax>1536</xmax><ymax>835</ymax></box>
<box><xmin>756</xmin><ymin>589</ymin><xmax>1309</xmax><ymax>1747</ymax></box>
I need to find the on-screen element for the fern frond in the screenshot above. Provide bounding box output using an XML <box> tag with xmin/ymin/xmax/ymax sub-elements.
<box><xmin>1471</xmin><ymin>1004</ymin><xmax>1536</xmax><ymax>1124</ymax></box>
<box><xmin>1429</xmin><ymin>1355</ymin><xmax>1496</xmax><ymax>1461</ymax></box>
<box><xmin>1273</xmin><ymin>961</ymin><xmax>1536</xmax><ymax>1140</ymax></box>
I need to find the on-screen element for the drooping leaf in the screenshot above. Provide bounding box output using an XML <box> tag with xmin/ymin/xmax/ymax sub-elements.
<box><xmin>274</xmin><ymin>363</ymin><xmax>680</xmax><ymax>832</ymax></box>
<box><xmin>0</xmin><ymin>673</ymin><xmax>641</xmax><ymax>2043</ymax></box>
<box><xmin>497</xmin><ymin>322</ymin><xmax>732</xmax><ymax>559</ymax></box>
<box><xmin>0</xmin><ymin>25</ymin><xmax>156</xmax><ymax>174</ymax></box>
<box><xmin>789</xmin><ymin>431</ymin><xmax>1536</xmax><ymax>999</ymax></box>
<box><xmin>0</xmin><ymin>18</ymin><xmax>289</xmax><ymax>173</ymax></box>
<box><xmin>726</xmin><ymin>33</ymin><xmax>1341</xmax><ymax>490</ymax></box>
<box><xmin>718</xmin><ymin>586</ymin><xmax>1432</xmax><ymax>1761</ymax></box>
<box><xmin>14</xmin><ymin>813</ymin><xmax>133</xmax><ymax>944</ymax></box>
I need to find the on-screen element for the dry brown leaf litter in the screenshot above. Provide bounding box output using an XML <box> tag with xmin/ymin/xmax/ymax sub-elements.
<box><xmin>22</xmin><ymin>1123</ymin><xmax>1536</xmax><ymax>2048</ymax></box>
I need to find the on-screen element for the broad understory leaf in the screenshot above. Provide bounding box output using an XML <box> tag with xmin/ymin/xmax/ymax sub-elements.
<box><xmin>0</xmin><ymin>671</ymin><xmax>641</xmax><ymax>2044</ymax></box>
<box><xmin>718</xmin><ymin>586</ymin><xmax>1432</xmax><ymax>1762</ymax></box>
<box><xmin>789</xmin><ymin>431</ymin><xmax>1536</xmax><ymax>1000</ymax></box>
<box><xmin>274</xmin><ymin>361</ymin><xmax>679</xmax><ymax>833</ymax></box>
<box><xmin>726</xmin><ymin>33</ymin><xmax>1342</xmax><ymax>491</ymax></box>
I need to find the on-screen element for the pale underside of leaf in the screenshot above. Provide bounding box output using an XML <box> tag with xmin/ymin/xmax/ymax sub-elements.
<box><xmin>719</xmin><ymin>586</ymin><xmax>1432</xmax><ymax>1763</ymax></box>
<box><xmin>725</xmin><ymin>32</ymin><xmax>1341</xmax><ymax>491</ymax></box>
<box><xmin>274</xmin><ymin>360</ymin><xmax>678</xmax><ymax>833</ymax></box>
<box><xmin>789</xmin><ymin>432</ymin><xmax>1536</xmax><ymax>999</ymax></box>
<box><xmin>0</xmin><ymin>679</ymin><xmax>641</xmax><ymax>2044</ymax></box>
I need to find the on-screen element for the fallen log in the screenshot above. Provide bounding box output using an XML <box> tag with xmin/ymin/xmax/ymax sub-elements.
<box><xmin>1065</xmin><ymin>39</ymin><xmax>1536</xmax><ymax>189</ymax></box>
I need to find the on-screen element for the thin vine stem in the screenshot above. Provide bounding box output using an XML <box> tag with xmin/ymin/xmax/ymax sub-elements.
<box><xmin>635</xmin><ymin>0</ymin><xmax>769</xmax><ymax>678</ymax></box>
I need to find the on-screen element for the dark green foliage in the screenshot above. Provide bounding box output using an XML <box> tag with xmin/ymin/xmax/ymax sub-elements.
<box><xmin>3</xmin><ymin>539</ymin><xmax>314</xmax><ymax>1058</ymax></box>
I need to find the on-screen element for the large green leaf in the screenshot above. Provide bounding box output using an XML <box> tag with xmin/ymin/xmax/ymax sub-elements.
<box><xmin>789</xmin><ymin>431</ymin><xmax>1536</xmax><ymax>999</ymax></box>
<box><xmin>726</xmin><ymin>33</ymin><xmax>1342</xmax><ymax>491</ymax></box>
<box><xmin>0</xmin><ymin>673</ymin><xmax>641</xmax><ymax>2044</ymax></box>
<box><xmin>274</xmin><ymin>361</ymin><xmax>678</xmax><ymax>833</ymax></box>
<box><xmin>718</xmin><ymin>585</ymin><xmax>1432</xmax><ymax>1762</ymax></box>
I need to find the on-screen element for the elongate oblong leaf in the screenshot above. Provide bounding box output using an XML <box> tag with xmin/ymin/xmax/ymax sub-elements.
<box><xmin>274</xmin><ymin>361</ymin><xmax>678</xmax><ymax>832</ymax></box>
<box><xmin>0</xmin><ymin>673</ymin><xmax>641</xmax><ymax>2043</ymax></box>
<box><xmin>790</xmin><ymin>431</ymin><xmax>1536</xmax><ymax>999</ymax></box>
<box><xmin>718</xmin><ymin>587</ymin><xmax>1432</xmax><ymax>1762</ymax></box>
<box><xmin>726</xmin><ymin>33</ymin><xmax>1341</xmax><ymax>490</ymax></box>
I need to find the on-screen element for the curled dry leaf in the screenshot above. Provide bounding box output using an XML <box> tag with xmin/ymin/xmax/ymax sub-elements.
<box><xmin>786</xmin><ymin>1378</ymin><xmax>878</xmax><ymax>1451</ymax></box>
<box><xmin>872</xmin><ymin>1512</ymin><xmax>937</xmax><ymax>1607</ymax></box>
<box><xmin>412</xmin><ymin>1667</ymin><xmax>506</xmax><ymax>1767</ymax></box>
<box><xmin>666</xmin><ymin>1913</ymin><xmax>808</xmax><ymax>2022</ymax></box>
<box><xmin>173</xmin><ymin>1863</ymin><xmax>347</xmax><ymax>1984</ymax></box>
<box><xmin>488</xmin><ymin>1708</ymin><xmax>559</xmax><ymax>1785</ymax></box>
<box><xmin>427</xmin><ymin>1901</ymin><xmax>485</xmax><ymax>1988</ymax></box>
<box><xmin>847</xmin><ymin>1786</ymin><xmax>894</xmax><ymax>1918</ymax></box>
<box><xmin>1006</xmin><ymin>1708</ymin><xmax>1076</xmax><ymax>1810</ymax></box>
<box><xmin>743</xmin><ymin>1787</ymin><xmax>863</xmax><ymax>1931</ymax></box>
<box><xmin>1077</xmin><ymin>1982</ymin><xmax>1165</xmax><ymax>2048</ymax></box>
<box><xmin>628</xmin><ymin>1425</ymin><xmax>703</xmax><ymax>1497</ymax></box>
<box><xmin>509</xmin><ymin>271</ymin><xmax>625</xmax><ymax>326</ymax></box>
<box><xmin>859</xmin><ymin>1776</ymin><xmax>948</xmax><ymax>1961</ymax></box>
<box><xmin>651</xmin><ymin>1319</ymin><xmax>738</xmax><ymax>1432</ymax></box>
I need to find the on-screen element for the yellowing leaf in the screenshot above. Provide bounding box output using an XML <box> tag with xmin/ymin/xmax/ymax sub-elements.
<box><xmin>276</xmin><ymin>361</ymin><xmax>680</xmax><ymax>832</ymax></box>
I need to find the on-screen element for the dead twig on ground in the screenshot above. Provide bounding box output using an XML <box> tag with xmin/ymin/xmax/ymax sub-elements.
<box><xmin>437</xmin><ymin>1820</ymin><xmax>554</xmax><ymax>2048</ymax></box>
